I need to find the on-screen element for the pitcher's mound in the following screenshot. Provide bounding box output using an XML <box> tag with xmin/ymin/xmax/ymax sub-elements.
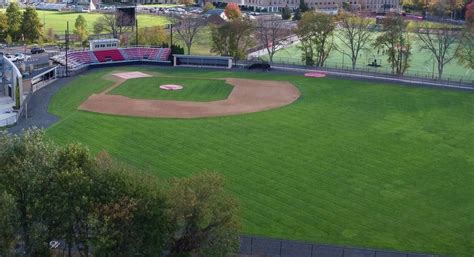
<box><xmin>160</xmin><ymin>84</ymin><xmax>183</xmax><ymax>90</ymax></box>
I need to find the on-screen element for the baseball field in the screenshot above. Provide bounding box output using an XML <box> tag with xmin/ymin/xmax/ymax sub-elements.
<box><xmin>45</xmin><ymin>66</ymin><xmax>474</xmax><ymax>256</ymax></box>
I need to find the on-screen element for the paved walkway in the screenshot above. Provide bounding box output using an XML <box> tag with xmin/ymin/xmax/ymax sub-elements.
<box><xmin>8</xmin><ymin>77</ymin><xmax>74</xmax><ymax>134</ymax></box>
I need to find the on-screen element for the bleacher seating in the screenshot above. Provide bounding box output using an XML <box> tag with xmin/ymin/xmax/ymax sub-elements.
<box><xmin>93</xmin><ymin>49</ymin><xmax>125</xmax><ymax>62</ymax></box>
<box><xmin>68</xmin><ymin>51</ymin><xmax>96</xmax><ymax>64</ymax></box>
<box><xmin>51</xmin><ymin>47</ymin><xmax>172</xmax><ymax>70</ymax></box>
<box><xmin>159</xmin><ymin>48</ymin><xmax>171</xmax><ymax>61</ymax></box>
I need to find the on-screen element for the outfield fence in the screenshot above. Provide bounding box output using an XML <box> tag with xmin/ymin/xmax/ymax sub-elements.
<box><xmin>266</xmin><ymin>57</ymin><xmax>474</xmax><ymax>86</ymax></box>
<box><xmin>238</xmin><ymin>236</ymin><xmax>440</xmax><ymax>257</ymax></box>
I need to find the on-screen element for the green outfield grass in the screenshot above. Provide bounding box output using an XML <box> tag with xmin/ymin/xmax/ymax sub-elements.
<box><xmin>46</xmin><ymin>67</ymin><xmax>474</xmax><ymax>256</ymax></box>
<box><xmin>267</xmin><ymin>34</ymin><xmax>473</xmax><ymax>81</ymax></box>
<box><xmin>109</xmin><ymin>77</ymin><xmax>233</xmax><ymax>101</ymax></box>
<box><xmin>0</xmin><ymin>9</ymin><xmax>170</xmax><ymax>34</ymax></box>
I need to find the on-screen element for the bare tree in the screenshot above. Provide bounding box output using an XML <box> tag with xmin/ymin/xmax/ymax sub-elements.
<box><xmin>335</xmin><ymin>12</ymin><xmax>373</xmax><ymax>69</ymax></box>
<box><xmin>374</xmin><ymin>15</ymin><xmax>412</xmax><ymax>75</ymax></box>
<box><xmin>456</xmin><ymin>27</ymin><xmax>474</xmax><ymax>69</ymax></box>
<box><xmin>416</xmin><ymin>23</ymin><xmax>461</xmax><ymax>79</ymax></box>
<box><xmin>173</xmin><ymin>14</ymin><xmax>206</xmax><ymax>55</ymax></box>
<box><xmin>255</xmin><ymin>16</ymin><xmax>293</xmax><ymax>62</ymax></box>
<box><xmin>93</xmin><ymin>11</ymin><xmax>133</xmax><ymax>39</ymax></box>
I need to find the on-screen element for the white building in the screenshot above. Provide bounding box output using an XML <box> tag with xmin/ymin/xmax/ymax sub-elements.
<box><xmin>215</xmin><ymin>0</ymin><xmax>344</xmax><ymax>12</ymax></box>
<box><xmin>214</xmin><ymin>0</ymin><xmax>398</xmax><ymax>13</ymax></box>
<box><xmin>0</xmin><ymin>54</ymin><xmax>24</xmax><ymax>127</ymax></box>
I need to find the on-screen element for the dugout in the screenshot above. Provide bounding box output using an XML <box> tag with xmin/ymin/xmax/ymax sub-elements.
<box><xmin>173</xmin><ymin>55</ymin><xmax>233</xmax><ymax>69</ymax></box>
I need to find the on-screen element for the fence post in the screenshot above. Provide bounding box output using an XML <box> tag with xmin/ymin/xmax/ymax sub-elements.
<box><xmin>250</xmin><ymin>237</ymin><xmax>253</xmax><ymax>256</ymax></box>
<box><xmin>279</xmin><ymin>240</ymin><xmax>282</xmax><ymax>257</ymax></box>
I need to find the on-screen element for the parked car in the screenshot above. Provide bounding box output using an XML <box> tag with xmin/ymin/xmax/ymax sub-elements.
<box><xmin>0</xmin><ymin>43</ymin><xmax>6</xmax><ymax>49</ymax></box>
<box><xmin>5</xmin><ymin>54</ymin><xmax>18</xmax><ymax>62</ymax></box>
<box><xmin>31</xmin><ymin>47</ymin><xmax>45</xmax><ymax>54</ymax></box>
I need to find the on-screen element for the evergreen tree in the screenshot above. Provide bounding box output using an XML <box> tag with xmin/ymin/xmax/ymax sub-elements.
<box><xmin>299</xmin><ymin>0</ymin><xmax>309</xmax><ymax>12</ymax></box>
<box><xmin>6</xmin><ymin>2</ymin><xmax>22</xmax><ymax>42</ymax></box>
<box><xmin>282</xmin><ymin>6</ymin><xmax>292</xmax><ymax>20</ymax></box>
<box><xmin>21</xmin><ymin>7</ymin><xmax>43</xmax><ymax>43</ymax></box>
<box><xmin>293</xmin><ymin>8</ymin><xmax>302</xmax><ymax>20</ymax></box>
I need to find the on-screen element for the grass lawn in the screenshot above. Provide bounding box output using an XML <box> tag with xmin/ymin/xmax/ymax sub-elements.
<box><xmin>46</xmin><ymin>66</ymin><xmax>474</xmax><ymax>256</ymax></box>
<box><xmin>109</xmin><ymin>77</ymin><xmax>233</xmax><ymax>101</ymax></box>
<box><xmin>267</xmin><ymin>33</ymin><xmax>473</xmax><ymax>81</ymax></box>
<box><xmin>0</xmin><ymin>9</ymin><xmax>170</xmax><ymax>34</ymax></box>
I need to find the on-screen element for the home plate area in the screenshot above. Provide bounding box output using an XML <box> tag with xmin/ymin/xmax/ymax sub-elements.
<box><xmin>113</xmin><ymin>71</ymin><xmax>152</xmax><ymax>79</ymax></box>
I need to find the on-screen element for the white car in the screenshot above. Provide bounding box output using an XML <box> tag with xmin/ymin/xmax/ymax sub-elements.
<box><xmin>4</xmin><ymin>54</ymin><xmax>18</xmax><ymax>62</ymax></box>
<box><xmin>14</xmin><ymin>53</ymin><xmax>31</xmax><ymax>62</ymax></box>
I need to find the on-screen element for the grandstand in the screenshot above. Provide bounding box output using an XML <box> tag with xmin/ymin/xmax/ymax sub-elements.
<box><xmin>50</xmin><ymin>47</ymin><xmax>172</xmax><ymax>71</ymax></box>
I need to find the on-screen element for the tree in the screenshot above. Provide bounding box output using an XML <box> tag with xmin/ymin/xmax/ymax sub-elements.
<box><xmin>0</xmin><ymin>13</ymin><xmax>8</xmax><ymax>42</ymax></box>
<box><xmin>94</xmin><ymin>12</ymin><xmax>131</xmax><ymax>39</ymax></box>
<box><xmin>0</xmin><ymin>130</ymin><xmax>55</xmax><ymax>257</ymax></box>
<box><xmin>203</xmin><ymin>2</ymin><xmax>216</xmax><ymax>12</ymax></box>
<box><xmin>45</xmin><ymin>28</ymin><xmax>56</xmax><ymax>43</ymax></box>
<box><xmin>211</xmin><ymin>18</ymin><xmax>254</xmax><ymax>61</ymax></box>
<box><xmin>136</xmin><ymin>26</ymin><xmax>168</xmax><ymax>46</ymax></box>
<box><xmin>429</xmin><ymin>0</ymin><xmax>464</xmax><ymax>18</ymax></box>
<box><xmin>335</xmin><ymin>12</ymin><xmax>373</xmax><ymax>69</ymax></box>
<box><xmin>293</xmin><ymin>8</ymin><xmax>302</xmax><ymax>21</ymax></box>
<box><xmin>6</xmin><ymin>2</ymin><xmax>22</xmax><ymax>41</ymax></box>
<box><xmin>74</xmin><ymin>15</ymin><xmax>89</xmax><ymax>49</ymax></box>
<box><xmin>21</xmin><ymin>7</ymin><xmax>43</xmax><ymax>43</ymax></box>
<box><xmin>40</xmin><ymin>143</ymin><xmax>96</xmax><ymax>257</ymax></box>
<box><xmin>282</xmin><ymin>6</ymin><xmax>292</xmax><ymax>20</ymax></box>
<box><xmin>225</xmin><ymin>3</ymin><xmax>241</xmax><ymax>20</ymax></box>
<box><xmin>5</xmin><ymin>35</ymin><xmax>12</xmax><ymax>45</ymax></box>
<box><xmin>0</xmin><ymin>192</ymin><xmax>17</xmax><ymax>257</ymax></box>
<box><xmin>299</xmin><ymin>0</ymin><xmax>310</xmax><ymax>12</ymax></box>
<box><xmin>456</xmin><ymin>27</ymin><xmax>474</xmax><ymax>69</ymax></box>
<box><xmin>166</xmin><ymin>172</ymin><xmax>240</xmax><ymax>257</ymax></box>
<box><xmin>89</xmin><ymin>152</ymin><xmax>169</xmax><ymax>257</ymax></box>
<box><xmin>173</xmin><ymin>15</ymin><xmax>206</xmax><ymax>55</ymax></box>
<box><xmin>295</xmin><ymin>12</ymin><xmax>336</xmax><ymax>66</ymax></box>
<box><xmin>255</xmin><ymin>16</ymin><xmax>292</xmax><ymax>62</ymax></box>
<box><xmin>416</xmin><ymin>23</ymin><xmax>461</xmax><ymax>79</ymax></box>
<box><xmin>374</xmin><ymin>15</ymin><xmax>412</xmax><ymax>75</ymax></box>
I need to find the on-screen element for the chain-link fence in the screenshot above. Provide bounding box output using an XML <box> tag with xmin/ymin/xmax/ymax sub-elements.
<box><xmin>239</xmin><ymin>236</ymin><xmax>439</xmax><ymax>257</ymax></box>
<box><xmin>267</xmin><ymin>56</ymin><xmax>474</xmax><ymax>86</ymax></box>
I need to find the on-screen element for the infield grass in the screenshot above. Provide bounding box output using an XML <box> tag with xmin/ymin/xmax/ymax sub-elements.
<box><xmin>109</xmin><ymin>77</ymin><xmax>233</xmax><ymax>101</ymax></box>
<box><xmin>46</xmin><ymin>67</ymin><xmax>474</xmax><ymax>256</ymax></box>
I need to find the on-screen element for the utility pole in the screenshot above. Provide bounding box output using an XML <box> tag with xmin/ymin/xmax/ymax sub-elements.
<box><xmin>136</xmin><ymin>19</ymin><xmax>138</xmax><ymax>46</ymax></box>
<box><xmin>170</xmin><ymin>23</ymin><xmax>173</xmax><ymax>47</ymax></box>
<box><xmin>65</xmin><ymin>21</ymin><xmax>69</xmax><ymax>77</ymax></box>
